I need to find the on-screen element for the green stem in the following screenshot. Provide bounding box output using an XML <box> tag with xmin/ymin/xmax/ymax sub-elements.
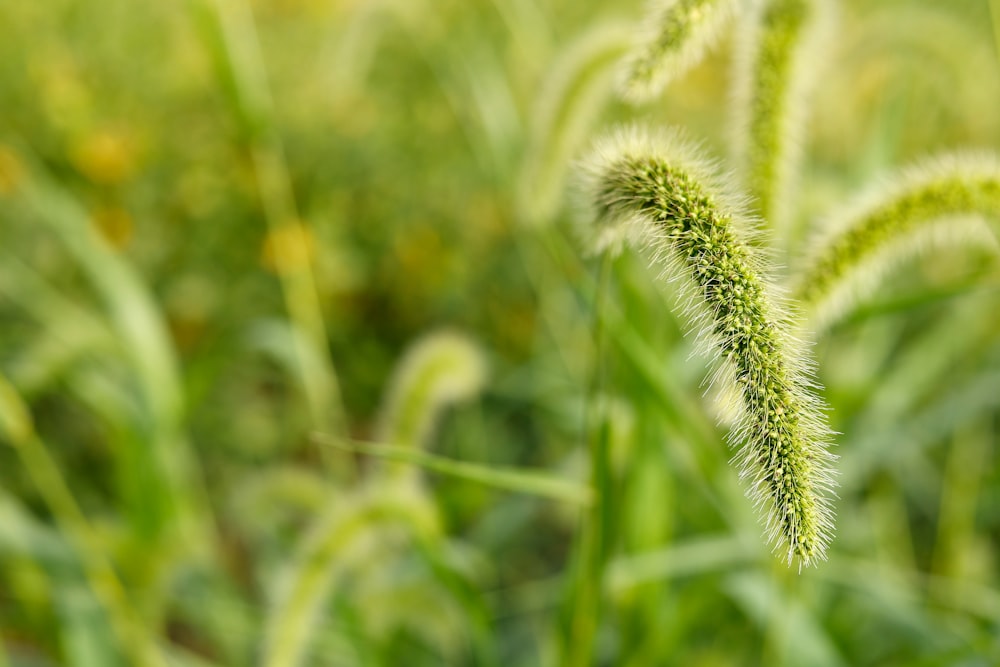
<box><xmin>313</xmin><ymin>434</ymin><xmax>592</xmax><ymax>505</ymax></box>
<box><xmin>564</xmin><ymin>254</ymin><xmax>614</xmax><ymax>667</ymax></box>
<box><xmin>16</xmin><ymin>164</ymin><xmax>216</xmax><ymax>570</ymax></box>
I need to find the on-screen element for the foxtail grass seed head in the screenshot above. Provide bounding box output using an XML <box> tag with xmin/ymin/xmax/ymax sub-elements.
<box><xmin>579</xmin><ymin>126</ymin><xmax>836</xmax><ymax>565</ymax></box>
<box><xmin>263</xmin><ymin>485</ymin><xmax>440</xmax><ymax>667</ymax></box>
<box><xmin>375</xmin><ymin>330</ymin><xmax>487</xmax><ymax>452</ymax></box>
<box><xmin>792</xmin><ymin>153</ymin><xmax>1000</xmax><ymax>332</ymax></box>
<box><xmin>518</xmin><ymin>22</ymin><xmax>632</xmax><ymax>226</ymax></box>
<box><xmin>731</xmin><ymin>0</ymin><xmax>833</xmax><ymax>240</ymax></box>
<box><xmin>620</xmin><ymin>0</ymin><xmax>737</xmax><ymax>103</ymax></box>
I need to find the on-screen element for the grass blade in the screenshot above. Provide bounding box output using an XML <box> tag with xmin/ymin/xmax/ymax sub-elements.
<box><xmin>313</xmin><ymin>434</ymin><xmax>593</xmax><ymax>506</ymax></box>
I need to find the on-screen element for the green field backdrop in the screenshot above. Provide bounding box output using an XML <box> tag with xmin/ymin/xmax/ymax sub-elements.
<box><xmin>1</xmin><ymin>0</ymin><xmax>1000</xmax><ymax>665</ymax></box>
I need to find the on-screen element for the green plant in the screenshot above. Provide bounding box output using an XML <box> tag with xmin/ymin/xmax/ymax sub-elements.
<box><xmin>580</xmin><ymin>126</ymin><xmax>836</xmax><ymax>565</ymax></box>
<box><xmin>571</xmin><ymin>0</ymin><xmax>1000</xmax><ymax>577</ymax></box>
<box><xmin>731</xmin><ymin>0</ymin><xmax>832</xmax><ymax>240</ymax></box>
<box><xmin>263</xmin><ymin>330</ymin><xmax>487</xmax><ymax>667</ymax></box>
<box><xmin>791</xmin><ymin>153</ymin><xmax>1000</xmax><ymax>331</ymax></box>
<box><xmin>620</xmin><ymin>0</ymin><xmax>737</xmax><ymax>102</ymax></box>
<box><xmin>2</xmin><ymin>0</ymin><xmax>1000</xmax><ymax>665</ymax></box>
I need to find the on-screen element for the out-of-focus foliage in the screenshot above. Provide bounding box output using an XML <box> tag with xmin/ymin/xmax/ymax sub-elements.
<box><xmin>1</xmin><ymin>0</ymin><xmax>999</xmax><ymax>665</ymax></box>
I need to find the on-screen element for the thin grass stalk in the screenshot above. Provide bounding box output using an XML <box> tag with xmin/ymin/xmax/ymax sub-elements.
<box><xmin>16</xmin><ymin>164</ymin><xmax>215</xmax><ymax>563</ymax></box>
<box><xmin>931</xmin><ymin>421</ymin><xmax>991</xmax><ymax>579</ymax></box>
<box><xmin>518</xmin><ymin>22</ymin><xmax>632</xmax><ymax>226</ymax></box>
<box><xmin>261</xmin><ymin>488</ymin><xmax>439</xmax><ymax>667</ymax></box>
<box><xmin>314</xmin><ymin>435</ymin><xmax>592</xmax><ymax>505</ymax></box>
<box><xmin>993</xmin><ymin>0</ymin><xmax>1000</xmax><ymax>57</ymax></box>
<box><xmin>562</xmin><ymin>254</ymin><xmax>614</xmax><ymax>667</ymax></box>
<box><xmin>607</xmin><ymin>534</ymin><xmax>758</xmax><ymax>592</ymax></box>
<box><xmin>620</xmin><ymin>0</ymin><xmax>738</xmax><ymax>103</ymax></box>
<box><xmin>192</xmin><ymin>0</ymin><xmax>347</xmax><ymax>443</ymax></box>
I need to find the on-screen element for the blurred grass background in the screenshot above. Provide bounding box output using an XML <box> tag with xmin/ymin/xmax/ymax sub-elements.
<box><xmin>1</xmin><ymin>0</ymin><xmax>1000</xmax><ymax>665</ymax></box>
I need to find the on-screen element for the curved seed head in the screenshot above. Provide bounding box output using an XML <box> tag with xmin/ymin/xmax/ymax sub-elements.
<box><xmin>376</xmin><ymin>330</ymin><xmax>488</xmax><ymax>451</ymax></box>
<box><xmin>579</xmin><ymin>125</ymin><xmax>837</xmax><ymax>566</ymax></box>
<box><xmin>620</xmin><ymin>0</ymin><xmax>738</xmax><ymax>103</ymax></box>
<box><xmin>792</xmin><ymin>152</ymin><xmax>1000</xmax><ymax>333</ymax></box>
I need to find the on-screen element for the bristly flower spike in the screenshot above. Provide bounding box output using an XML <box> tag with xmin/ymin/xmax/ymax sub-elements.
<box><xmin>578</xmin><ymin>125</ymin><xmax>837</xmax><ymax>566</ymax></box>
<box><xmin>375</xmin><ymin>330</ymin><xmax>487</xmax><ymax>479</ymax></box>
<box><xmin>791</xmin><ymin>152</ymin><xmax>1000</xmax><ymax>333</ymax></box>
<box><xmin>620</xmin><ymin>0</ymin><xmax>738</xmax><ymax>103</ymax></box>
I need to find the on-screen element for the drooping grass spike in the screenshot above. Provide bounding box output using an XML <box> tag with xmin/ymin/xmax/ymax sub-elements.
<box><xmin>518</xmin><ymin>22</ymin><xmax>633</xmax><ymax>226</ymax></box>
<box><xmin>731</xmin><ymin>0</ymin><xmax>833</xmax><ymax>245</ymax></box>
<box><xmin>263</xmin><ymin>330</ymin><xmax>486</xmax><ymax>667</ymax></box>
<box><xmin>261</xmin><ymin>486</ymin><xmax>440</xmax><ymax>667</ymax></box>
<box><xmin>791</xmin><ymin>153</ymin><xmax>1000</xmax><ymax>332</ymax></box>
<box><xmin>375</xmin><ymin>330</ymin><xmax>487</xmax><ymax>478</ymax></box>
<box><xmin>579</xmin><ymin>126</ymin><xmax>836</xmax><ymax>565</ymax></box>
<box><xmin>620</xmin><ymin>0</ymin><xmax>738</xmax><ymax>103</ymax></box>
